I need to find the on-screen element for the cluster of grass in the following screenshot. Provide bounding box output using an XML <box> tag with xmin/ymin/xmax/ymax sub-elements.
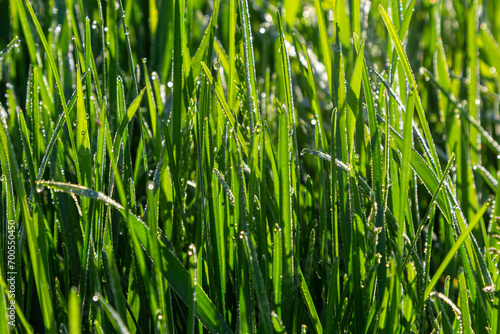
<box><xmin>0</xmin><ymin>0</ymin><xmax>500</xmax><ymax>332</ymax></box>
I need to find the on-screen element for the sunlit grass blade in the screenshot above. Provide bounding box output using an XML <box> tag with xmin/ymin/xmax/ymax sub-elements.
<box><xmin>237</xmin><ymin>0</ymin><xmax>258</xmax><ymax>135</ymax></box>
<box><xmin>112</xmin><ymin>88</ymin><xmax>146</xmax><ymax>156</ymax></box>
<box><xmin>13</xmin><ymin>0</ymin><xmax>37</xmax><ymax>65</ymax></box>
<box><xmin>297</xmin><ymin>266</ymin><xmax>322</xmax><ymax>334</ymax></box>
<box><xmin>379</xmin><ymin>5</ymin><xmax>442</xmax><ymax>176</ymax></box>
<box><xmin>277</xmin><ymin>100</ymin><xmax>294</xmax><ymax>329</ymax></box>
<box><xmin>36</xmin><ymin>180</ymin><xmax>232</xmax><ymax>333</ymax></box>
<box><xmin>313</xmin><ymin>0</ymin><xmax>331</xmax><ymax>90</ymax></box>
<box><xmin>0</xmin><ymin>111</ymin><xmax>55</xmax><ymax>333</ymax></box>
<box><xmin>68</xmin><ymin>287</ymin><xmax>81</xmax><ymax>334</ymax></box>
<box><xmin>403</xmin><ymin>153</ymin><xmax>455</xmax><ymax>268</ymax></box>
<box><xmin>398</xmin><ymin>91</ymin><xmax>415</xmax><ymax>268</ymax></box>
<box><xmin>187</xmin><ymin>244</ymin><xmax>197</xmax><ymax>334</ymax></box>
<box><xmin>423</xmin><ymin>205</ymin><xmax>485</xmax><ymax>301</ymax></box>
<box><xmin>201</xmin><ymin>61</ymin><xmax>249</xmax><ymax>156</ymax></box>
<box><xmin>458</xmin><ymin>272</ymin><xmax>474</xmax><ymax>334</ymax></box>
<box><xmin>0</xmin><ymin>276</ymin><xmax>34</xmax><ymax>333</ymax></box>
<box><xmin>26</xmin><ymin>0</ymin><xmax>81</xmax><ymax>183</ymax></box>
<box><xmin>93</xmin><ymin>293</ymin><xmax>130</xmax><ymax>334</ymax></box>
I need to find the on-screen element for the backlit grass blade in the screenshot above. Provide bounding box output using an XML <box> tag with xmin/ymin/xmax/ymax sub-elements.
<box><xmin>0</xmin><ymin>112</ymin><xmax>55</xmax><ymax>333</ymax></box>
<box><xmin>237</xmin><ymin>0</ymin><xmax>258</xmax><ymax>136</ymax></box>
<box><xmin>390</xmin><ymin>128</ymin><xmax>451</xmax><ymax>222</ymax></box>
<box><xmin>84</xmin><ymin>17</ymin><xmax>102</xmax><ymax>105</ymax></box>
<box><xmin>403</xmin><ymin>153</ymin><xmax>455</xmax><ymax>268</ymax></box>
<box><xmin>0</xmin><ymin>37</ymin><xmax>19</xmax><ymax>62</ymax></box>
<box><xmin>13</xmin><ymin>0</ymin><xmax>37</xmax><ymax>65</ymax></box>
<box><xmin>458</xmin><ymin>272</ymin><xmax>474</xmax><ymax>334</ymax></box>
<box><xmin>492</xmin><ymin>273</ymin><xmax>500</xmax><ymax>334</ymax></box>
<box><xmin>36</xmin><ymin>180</ymin><xmax>232</xmax><ymax>333</ymax></box>
<box><xmin>0</xmin><ymin>275</ymin><xmax>34</xmax><ymax>333</ymax></box>
<box><xmin>93</xmin><ymin>293</ymin><xmax>130</xmax><ymax>334</ymax></box>
<box><xmin>36</xmin><ymin>181</ymin><xmax>124</xmax><ymax>209</ymax></box>
<box><xmin>35</xmin><ymin>84</ymin><xmax>80</xmax><ymax>181</ymax></box>
<box><xmin>68</xmin><ymin>287</ymin><xmax>81</xmax><ymax>334</ymax></box>
<box><xmin>142</xmin><ymin>59</ymin><xmax>160</xmax><ymax>159</ymax></box>
<box><xmin>313</xmin><ymin>0</ymin><xmax>331</xmax><ymax>89</ymax></box>
<box><xmin>242</xmin><ymin>233</ymin><xmax>273</xmax><ymax>334</ymax></box>
<box><xmin>297</xmin><ymin>266</ymin><xmax>322</xmax><ymax>334</ymax></box>
<box><xmin>201</xmin><ymin>62</ymin><xmax>248</xmax><ymax>156</ymax></box>
<box><xmin>423</xmin><ymin>206</ymin><xmax>484</xmax><ymax>301</ymax></box>
<box><xmin>467</xmin><ymin>0</ymin><xmax>479</xmax><ymax>166</ymax></box>
<box><xmin>187</xmin><ymin>244</ymin><xmax>197</xmax><ymax>334</ymax></box>
<box><xmin>346</xmin><ymin>39</ymin><xmax>365</xmax><ymax>158</ymax></box>
<box><xmin>277</xmin><ymin>13</ymin><xmax>301</xmax><ymax>240</ymax></box>
<box><xmin>398</xmin><ymin>92</ymin><xmax>415</xmax><ymax>268</ymax></box>
<box><xmin>278</xmin><ymin>101</ymin><xmax>294</xmax><ymax>329</ymax></box>
<box><xmin>26</xmin><ymin>0</ymin><xmax>81</xmax><ymax>183</ymax></box>
<box><xmin>297</xmin><ymin>41</ymin><xmax>327</xmax><ymax>148</ymax></box>
<box><xmin>112</xmin><ymin>88</ymin><xmax>146</xmax><ymax>157</ymax></box>
<box><xmin>172</xmin><ymin>0</ymin><xmax>184</xmax><ymax>163</ymax></box>
<box><xmin>379</xmin><ymin>5</ymin><xmax>442</xmax><ymax>177</ymax></box>
<box><xmin>76</xmin><ymin>66</ymin><xmax>92</xmax><ymax>190</ymax></box>
<box><xmin>273</xmin><ymin>223</ymin><xmax>282</xmax><ymax>318</ymax></box>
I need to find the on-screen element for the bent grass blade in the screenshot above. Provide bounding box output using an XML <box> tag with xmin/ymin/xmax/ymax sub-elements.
<box><xmin>35</xmin><ymin>180</ymin><xmax>232</xmax><ymax>333</ymax></box>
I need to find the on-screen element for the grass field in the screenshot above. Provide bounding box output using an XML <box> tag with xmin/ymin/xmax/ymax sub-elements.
<box><xmin>0</xmin><ymin>0</ymin><xmax>500</xmax><ymax>332</ymax></box>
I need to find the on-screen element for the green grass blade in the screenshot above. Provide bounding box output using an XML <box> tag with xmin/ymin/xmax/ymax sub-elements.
<box><xmin>93</xmin><ymin>293</ymin><xmax>130</xmax><ymax>334</ymax></box>
<box><xmin>13</xmin><ymin>0</ymin><xmax>37</xmax><ymax>65</ymax></box>
<box><xmin>36</xmin><ymin>180</ymin><xmax>232</xmax><ymax>333</ymax></box>
<box><xmin>0</xmin><ymin>116</ymin><xmax>55</xmax><ymax>333</ymax></box>
<box><xmin>76</xmin><ymin>66</ymin><xmax>92</xmax><ymax>189</ymax></box>
<box><xmin>458</xmin><ymin>272</ymin><xmax>474</xmax><ymax>334</ymax></box>
<box><xmin>379</xmin><ymin>5</ymin><xmax>442</xmax><ymax>177</ymax></box>
<box><xmin>26</xmin><ymin>0</ymin><xmax>81</xmax><ymax>183</ymax></box>
<box><xmin>278</xmin><ymin>101</ymin><xmax>294</xmax><ymax>329</ymax></box>
<box><xmin>237</xmin><ymin>0</ymin><xmax>258</xmax><ymax>138</ymax></box>
<box><xmin>201</xmin><ymin>61</ymin><xmax>249</xmax><ymax>156</ymax></box>
<box><xmin>68</xmin><ymin>287</ymin><xmax>81</xmax><ymax>334</ymax></box>
<box><xmin>297</xmin><ymin>266</ymin><xmax>322</xmax><ymax>334</ymax></box>
<box><xmin>172</xmin><ymin>0</ymin><xmax>184</xmax><ymax>163</ymax></box>
<box><xmin>312</xmin><ymin>0</ymin><xmax>331</xmax><ymax>91</ymax></box>
<box><xmin>398</xmin><ymin>92</ymin><xmax>415</xmax><ymax>269</ymax></box>
<box><xmin>187</xmin><ymin>244</ymin><xmax>197</xmax><ymax>334</ymax></box>
<box><xmin>423</xmin><ymin>206</ymin><xmax>484</xmax><ymax>301</ymax></box>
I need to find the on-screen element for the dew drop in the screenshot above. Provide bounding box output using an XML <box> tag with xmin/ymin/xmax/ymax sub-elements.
<box><xmin>213</xmin><ymin>60</ymin><xmax>220</xmax><ymax>71</ymax></box>
<box><xmin>483</xmin><ymin>285</ymin><xmax>495</xmax><ymax>293</ymax></box>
